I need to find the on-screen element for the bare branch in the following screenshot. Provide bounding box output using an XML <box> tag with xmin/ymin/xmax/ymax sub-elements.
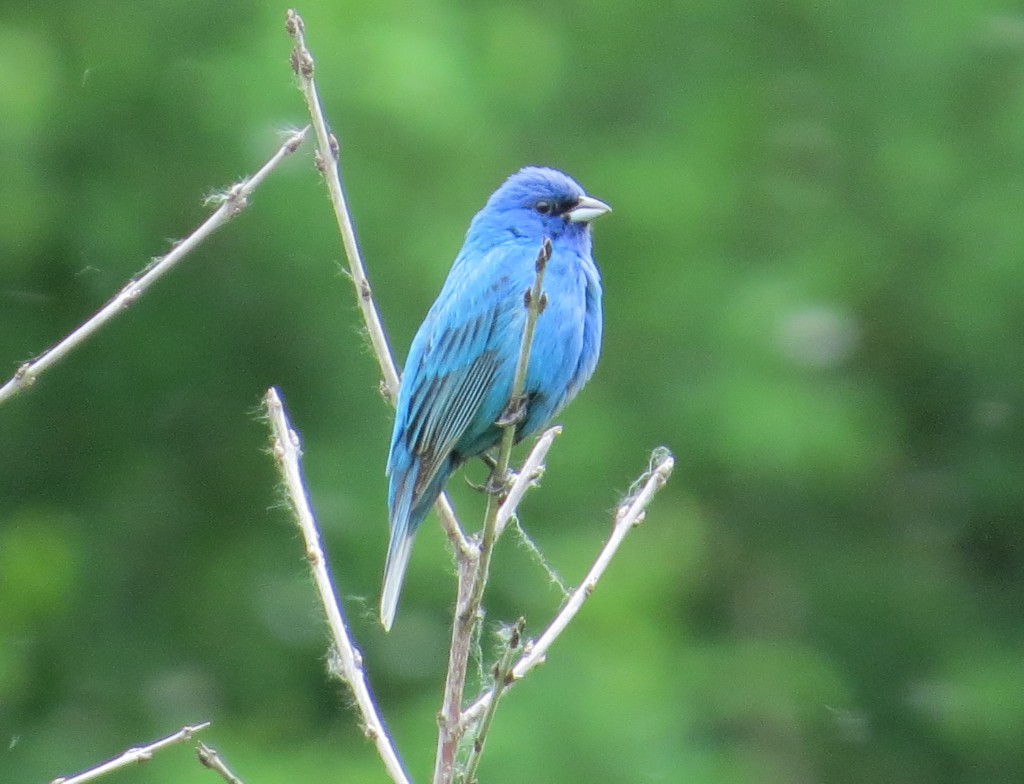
<box><xmin>460</xmin><ymin>447</ymin><xmax>675</xmax><ymax>730</ymax></box>
<box><xmin>264</xmin><ymin>387</ymin><xmax>411</xmax><ymax>784</ymax></box>
<box><xmin>284</xmin><ymin>9</ymin><xmax>471</xmax><ymax>559</ymax></box>
<box><xmin>434</xmin><ymin>239</ymin><xmax>551</xmax><ymax>784</ymax></box>
<box><xmin>285</xmin><ymin>9</ymin><xmax>396</xmax><ymax>396</ymax></box>
<box><xmin>196</xmin><ymin>741</ymin><xmax>246</xmax><ymax>784</ymax></box>
<box><xmin>49</xmin><ymin>722</ymin><xmax>211</xmax><ymax>784</ymax></box>
<box><xmin>0</xmin><ymin>129</ymin><xmax>307</xmax><ymax>408</ymax></box>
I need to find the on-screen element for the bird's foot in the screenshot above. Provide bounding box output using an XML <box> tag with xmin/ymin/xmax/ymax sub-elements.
<box><xmin>496</xmin><ymin>394</ymin><xmax>527</xmax><ymax>428</ymax></box>
<box><xmin>478</xmin><ymin>450</ymin><xmax>499</xmax><ymax>472</ymax></box>
<box><xmin>464</xmin><ymin>475</ymin><xmax>489</xmax><ymax>494</ymax></box>
<box><xmin>484</xmin><ymin>466</ymin><xmax>514</xmax><ymax>497</ymax></box>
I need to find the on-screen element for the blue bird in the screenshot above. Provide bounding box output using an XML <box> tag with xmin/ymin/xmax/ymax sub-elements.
<box><xmin>381</xmin><ymin>166</ymin><xmax>610</xmax><ymax>630</ymax></box>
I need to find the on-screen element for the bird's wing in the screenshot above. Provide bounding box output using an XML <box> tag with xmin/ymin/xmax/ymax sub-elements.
<box><xmin>404</xmin><ymin>318</ymin><xmax>502</xmax><ymax>495</ymax></box>
<box><xmin>389</xmin><ymin>244</ymin><xmax>525</xmax><ymax>497</ymax></box>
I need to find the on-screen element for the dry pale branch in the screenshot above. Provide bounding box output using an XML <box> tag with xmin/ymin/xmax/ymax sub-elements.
<box><xmin>460</xmin><ymin>448</ymin><xmax>675</xmax><ymax>730</ymax></box>
<box><xmin>285</xmin><ymin>9</ymin><xmax>397</xmax><ymax>397</ymax></box>
<box><xmin>49</xmin><ymin>721</ymin><xmax>210</xmax><ymax>784</ymax></box>
<box><xmin>283</xmin><ymin>8</ymin><xmax>472</xmax><ymax>559</ymax></box>
<box><xmin>0</xmin><ymin>129</ymin><xmax>307</xmax><ymax>408</ymax></box>
<box><xmin>197</xmin><ymin>741</ymin><xmax>246</xmax><ymax>784</ymax></box>
<box><xmin>264</xmin><ymin>387</ymin><xmax>411</xmax><ymax>784</ymax></box>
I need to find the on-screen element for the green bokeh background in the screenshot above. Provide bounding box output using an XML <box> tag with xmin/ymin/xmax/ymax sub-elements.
<box><xmin>3</xmin><ymin>2</ymin><xmax>1024</xmax><ymax>782</ymax></box>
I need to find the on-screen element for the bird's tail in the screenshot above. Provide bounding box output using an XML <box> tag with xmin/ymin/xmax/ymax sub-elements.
<box><xmin>381</xmin><ymin>461</ymin><xmax>421</xmax><ymax>631</ymax></box>
<box><xmin>380</xmin><ymin>519</ymin><xmax>415</xmax><ymax>632</ymax></box>
<box><xmin>381</xmin><ymin>456</ymin><xmax>457</xmax><ymax>630</ymax></box>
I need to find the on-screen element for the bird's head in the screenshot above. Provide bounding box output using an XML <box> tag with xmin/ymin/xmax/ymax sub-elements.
<box><xmin>470</xmin><ymin>166</ymin><xmax>611</xmax><ymax>247</ymax></box>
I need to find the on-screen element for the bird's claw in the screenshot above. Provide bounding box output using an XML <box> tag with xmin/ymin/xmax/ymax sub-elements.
<box><xmin>478</xmin><ymin>451</ymin><xmax>499</xmax><ymax>472</ymax></box>
<box><xmin>497</xmin><ymin>394</ymin><xmax>527</xmax><ymax>427</ymax></box>
<box><xmin>484</xmin><ymin>467</ymin><xmax>514</xmax><ymax>497</ymax></box>
<box><xmin>464</xmin><ymin>475</ymin><xmax>490</xmax><ymax>494</ymax></box>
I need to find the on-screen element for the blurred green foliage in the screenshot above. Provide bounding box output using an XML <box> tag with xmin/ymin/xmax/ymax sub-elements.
<box><xmin>2</xmin><ymin>1</ymin><xmax>1024</xmax><ymax>782</ymax></box>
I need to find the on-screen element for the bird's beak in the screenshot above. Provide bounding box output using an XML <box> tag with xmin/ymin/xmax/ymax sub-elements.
<box><xmin>567</xmin><ymin>194</ymin><xmax>612</xmax><ymax>223</ymax></box>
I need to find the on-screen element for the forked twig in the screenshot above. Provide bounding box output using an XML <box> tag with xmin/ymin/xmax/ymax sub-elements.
<box><xmin>460</xmin><ymin>448</ymin><xmax>675</xmax><ymax>730</ymax></box>
<box><xmin>50</xmin><ymin>722</ymin><xmax>211</xmax><ymax>784</ymax></box>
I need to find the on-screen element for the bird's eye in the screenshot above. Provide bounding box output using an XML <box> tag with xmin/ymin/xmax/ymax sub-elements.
<box><xmin>535</xmin><ymin>200</ymin><xmax>552</xmax><ymax>215</ymax></box>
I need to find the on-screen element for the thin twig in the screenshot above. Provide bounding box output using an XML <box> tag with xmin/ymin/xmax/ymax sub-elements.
<box><xmin>0</xmin><ymin>129</ymin><xmax>307</xmax><ymax>408</ymax></box>
<box><xmin>284</xmin><ymin>9</ymin><xmax>471</xmax><ymax>559</ymax></box>
<box><xmin>460</xmin><ymin>448</ymin><xmax>675</xmax><ymax>731</ymax></box>
<box><xmin>434</xmin><ymin>239</ymin><xmax>551</xmax><ymax>784</ymax></box>
<box><xmin>264</xmin><ymin>387</ymin><xmax>411</xmax><ymax>784</ymax></box>
<box><xmin>49</xmin><ymin>722</ymin><xmax>211</xmax><ymax>784</ymax></box>
<box><xmin>460</xmin><ymin>618</ymin><xmax>525</xmax><ymax>784</ymax></box>
<box><xmin>196</xmin><ymin>742</ymin><xmax>246</xmax><ymax>784</ymax></box>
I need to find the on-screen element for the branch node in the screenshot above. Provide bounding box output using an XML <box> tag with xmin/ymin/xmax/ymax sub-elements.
<box><xmin>536</xmin><ymin>237</ymin><xmax>552</xmax><ymax>271</ymax></box>
<box><xmin>285</xmin><ymin>127</ymin><xmax>308</xmax><ymax>153</ymax></box>
<box><xmin>284</xmin><ymin>8</ymin><xmax>303</xmax><ymax>36</ymax></box>
<box><xmin>196</xmin><ymin>740</ymin><xmax>246</xmax><ymax>784</ymax></box>
<box><xmin>121</xmin><ymin>283</ymin><xmax>141</xmax><ymax>308</ymax></box>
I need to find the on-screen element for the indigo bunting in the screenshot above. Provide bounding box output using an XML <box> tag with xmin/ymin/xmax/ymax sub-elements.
<box><xmin>381</xmin><ymin>166</ymin><xmax>610</xmax><ymax>630</ymax></box>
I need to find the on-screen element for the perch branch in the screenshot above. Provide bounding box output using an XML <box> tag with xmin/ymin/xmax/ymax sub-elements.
<box><xmin>0</xmin><ymin>129</ymin><xmax>307</xmax><ymax>408</ymax></box>
<box><xmin>265</xmin><ymin>387</ymin><xmax>411</xmax><ymax>784</ymax></box>
<box><xmin>460</xmin><ymin>447</ymin><xmax>675</xmax><ymax>730</ymax></box>
<box><xmin>49</xmin><ymin>721</ymin><xmax>210</xmax><ymax>784</ymax></box>
<box><xmin>284</xmin><ymin>9</ymin><xmax>470</xmax><ymax>558</ymax></box>
<box><xmin>433</xmin><ymin>238</ymin><xmax>551</xmax><ymax>784</ymax></box>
